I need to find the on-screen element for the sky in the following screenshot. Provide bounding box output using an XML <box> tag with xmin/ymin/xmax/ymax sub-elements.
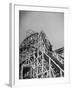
<box><xmin>19</xmin><ymin>11</ymin><xmax>64</xmax><ymax>50</ymax></box>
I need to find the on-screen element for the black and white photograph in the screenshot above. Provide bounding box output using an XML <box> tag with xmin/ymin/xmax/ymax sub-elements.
<box><xmin>19</xmin><ymin>10</ymin><xmax>64</xmax><ymax>79</ymax></box>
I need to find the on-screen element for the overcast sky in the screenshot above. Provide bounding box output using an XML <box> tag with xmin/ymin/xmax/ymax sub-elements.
<box><xmin>19</xmin><ymin>11</ymin><xmax>64</xmax><ymax>50</ymax></box>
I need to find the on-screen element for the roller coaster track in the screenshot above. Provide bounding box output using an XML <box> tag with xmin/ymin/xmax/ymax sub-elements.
<box><xmin>44</xmin><ymin>52</ymin><xmax>64</xmax><ymax>72</ymax></box>
<box><xmin>19</xmin><ymin>31</ymin><xmax>64</xmax><ymax>78</ymax></box>
<box><xmin>40</xmin><ymin>31</ymin><xmax>64</xmax><ymax>72</ymax></box>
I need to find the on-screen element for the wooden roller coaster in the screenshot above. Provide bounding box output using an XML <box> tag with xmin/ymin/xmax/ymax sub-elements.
<box><xmin>19</xmin><ymin>31</ymin><xmax>64</xmax><ymax>79</ymax></box>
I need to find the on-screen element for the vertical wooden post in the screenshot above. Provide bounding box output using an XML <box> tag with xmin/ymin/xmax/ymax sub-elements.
<box><xmin>49</xmin><ymin>57</ymin><xmax>51</xmax><ymax>77</ymax></box>
<box><xmin>42</xmin><ymin>53</ymin><xmax>44</xmax><ymax>78</ymax></box>
<box><xmin>60</xmin><ymin>70</ymin><xmax>62</xmax><ymax>77</ymax></box>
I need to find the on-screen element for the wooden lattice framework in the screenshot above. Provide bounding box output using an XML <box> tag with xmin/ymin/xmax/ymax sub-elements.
<box><xmin>19</xmin><ymin>31</ymin><xmax>64</xmax><ymax>79</ymax></box>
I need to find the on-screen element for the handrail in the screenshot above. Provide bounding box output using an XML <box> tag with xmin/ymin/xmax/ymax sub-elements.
<box><xmin>44</xmin><ymin>53</ymin><xmax>64</xmax><ymax>72</ymax></box>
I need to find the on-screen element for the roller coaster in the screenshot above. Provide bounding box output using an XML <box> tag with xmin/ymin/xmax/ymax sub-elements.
<box><xmin>19</xmin><ymin>31</ymin><xmax>64</xmax><ymax>79</ymax></box>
